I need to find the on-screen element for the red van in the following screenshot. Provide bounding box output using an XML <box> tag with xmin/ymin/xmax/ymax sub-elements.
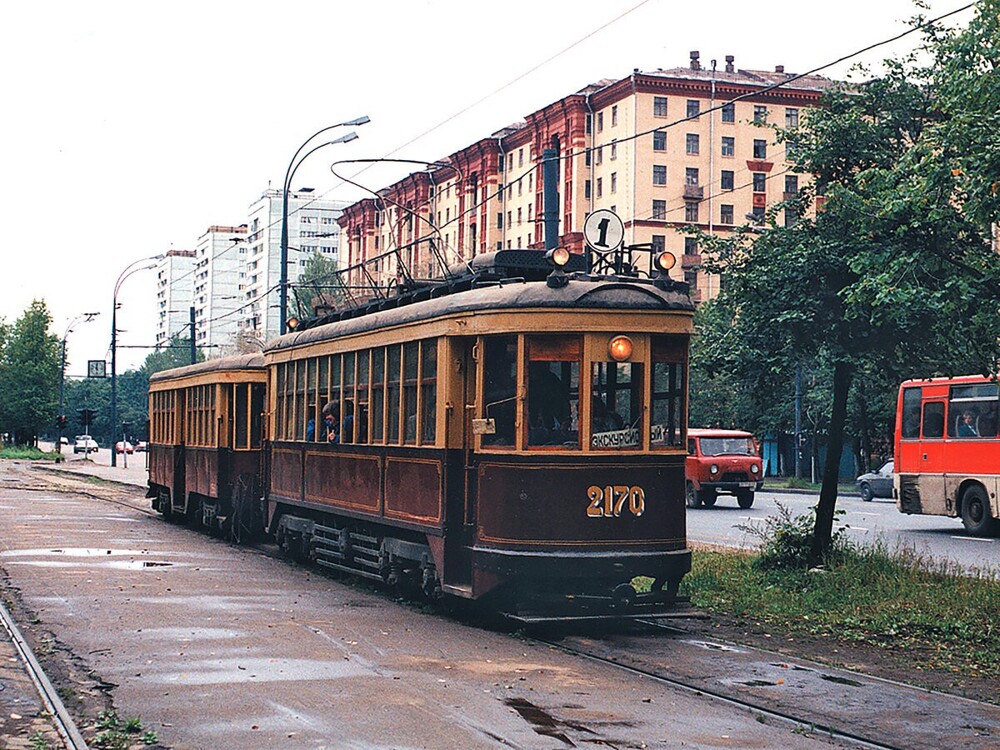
<box><xmin>686</xmin><ymin>428</ymin><xmax>763</xmax><ymax>509</ymax></box>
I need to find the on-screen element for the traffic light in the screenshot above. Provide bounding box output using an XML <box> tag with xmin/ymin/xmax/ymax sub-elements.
<box><xmin>55</xmin><ymin>415</ymin><xmax>68</xmax><ymax>429</ymax></box>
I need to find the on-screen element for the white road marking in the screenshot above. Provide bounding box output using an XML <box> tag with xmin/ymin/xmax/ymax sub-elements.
<box><xmin>951</xmin><ymin>536</ymin><xmax>997</xmax><ymax>543</ymax></box>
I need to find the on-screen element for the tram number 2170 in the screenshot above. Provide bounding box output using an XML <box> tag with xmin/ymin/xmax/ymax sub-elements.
<box><xmin>586</xmin><ymin>485</ymin><xmax>646</xmax><ymax>518</ymax></box>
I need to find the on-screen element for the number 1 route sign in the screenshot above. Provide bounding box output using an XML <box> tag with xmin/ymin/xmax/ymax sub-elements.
<box><xmin>583</xmin><ymin>209</ymin><xmax>624</xmax><ymax>254</ymax></box>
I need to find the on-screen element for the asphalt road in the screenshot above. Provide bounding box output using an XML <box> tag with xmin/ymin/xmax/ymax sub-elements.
<box><xmin>687</xmin><ymin>490</ymin><xmax>999</xmax><ymax>576</ymax></box>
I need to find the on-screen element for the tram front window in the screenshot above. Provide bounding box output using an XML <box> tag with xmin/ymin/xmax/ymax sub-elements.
<box><xmin>591</xmin><ymin>362</ymin><xmax>643</xmax><ymax>449</ymax></box>
<box><xmin>526</xmin><ymin>336</ymin><xmax>580</xmax><ymax>449</ymax></box>
<box><xmin>482</xmin><ymin>336</ymin><xmax>517</xmax><ymax>447</ymax></box>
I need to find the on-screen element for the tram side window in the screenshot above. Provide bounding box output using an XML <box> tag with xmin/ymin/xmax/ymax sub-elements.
<box><xmin>948</xmin><ymin>383</ymin><xmax>999</xmax><ymax>438</ymax></box>
<box><xmin>403</xmin><ymin>342</ymin><xmax>419</xmax><ymax>444</ymax></box>
<box><xmin>387</xmin><ymin>345</ymin><xmax>401</xmax><ymax>443</ymax></box>
<box><xmin>527</xmin><ymin>336</ymin><xmax>580</xmax><ymax>449</ymax></box>
<box><xmin>900</xmin><ymin>387</ymin><xmax>921</xmax><ymax>439</ymax></box>
<box><xmin>420</xmin><ymin>339</ymin><xmax>437</xmax><ymax>445</ymax></box>
<box><xmin>303</xmin><ymin>358</ymin><xmax>318</xmax><ymax>442</ymax></box>
<box><xmin>922</xmin><ymin>401</ymin><xmax>945</xmax><ymax>439</ymax></box>
<box><xmin>250</xmin><ymin>384</ymin><xmax>264</xmax><ymax>449</ymax></box>
<box><xmin>651</xmin><ymin>336</ymin><xmax>686</xmax><ymax>448</ymax></box>
<box><xmin>592</xmin><ymin>362</ymin><xmax>643</xmax><ymax>449</ymax></box>
<box><xmin>234</xmin><ymin>383</ymin><xmax>249</xmax><ymax>449</ymax></box>
<box><xmin>482</xmin><ymin>335</ymin><xmax>518</xmax><ymax>448</ymax></box>
<box><xmin>371</xmin><ymin>348</ymin><xmax>386</xmax><ymax>443</ymax></box>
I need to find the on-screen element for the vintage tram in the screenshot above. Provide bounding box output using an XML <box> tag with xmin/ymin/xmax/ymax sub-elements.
<box><xmin>148</xmin><ymin>250</ymin><xmax>695</xmax><ymax>619</ymax></box>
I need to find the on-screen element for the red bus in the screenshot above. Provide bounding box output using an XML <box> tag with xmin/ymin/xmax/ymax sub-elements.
<box><xmin>895</xmin><ymin>375</ymin><xmax>1000</xmax><ymax>536</ymax></box>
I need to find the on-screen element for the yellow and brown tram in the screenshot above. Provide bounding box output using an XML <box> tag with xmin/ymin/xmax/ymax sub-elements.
<box><xmin>149</xmin><ymin>250</ymin><xmax>695</xmax><ymax>618</ymax></box>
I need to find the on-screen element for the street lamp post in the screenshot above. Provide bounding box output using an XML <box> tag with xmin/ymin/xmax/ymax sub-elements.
<box><xmin>279</xmin><ymin>116</ymin><xmax>369</xmax><ymax>335</ymax></box>
<box><xmin>111</xmin><ymin>255</ymin><xmax>162</xmax><ymax>467</ymax></box>
<box><xmin>58</xmin><ymin>312</ymin><xmax>99</xmax><ymax>455</ymax></box>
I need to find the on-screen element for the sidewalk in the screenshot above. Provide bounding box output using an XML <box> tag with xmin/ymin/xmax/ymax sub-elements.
<box><xmin>48</xmin><ymin>453</ymin><xmax>149</xmax><ymax>489</ymax></box>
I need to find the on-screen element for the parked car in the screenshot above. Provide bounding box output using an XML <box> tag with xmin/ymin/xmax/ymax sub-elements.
<box><xmin>59</xmin><ymin>436</ymin><xmax>69</xmax><ymax>446</ymax></box>
<box><xmin>855</xmin><ymin>460</ymin><xmax>894</xmax><ymax>502</ymax></box>
<box><xmin>115</xmin><ymin>441</ymin><xmax>134</xmax><ymax>455</ymax></box>
<box><xmin>134</xmin><ymin>441</ymin><xmax>147</xmax><ymax>453</ymax></box>
<box><xmin>73</xmin><ymin>435</ymin><xmax>99</xmax><ymax>454</ymax></box>
<box><xmin>686</xmin><ymin>428</ymin><xmax>763</xmax><ymax>509</ymax></box>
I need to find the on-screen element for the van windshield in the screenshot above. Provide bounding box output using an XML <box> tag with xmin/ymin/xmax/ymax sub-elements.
<box><xmin>699</xmin><ymin>437</ymin><xmax>755</xmax><ymax>456</ymax></box>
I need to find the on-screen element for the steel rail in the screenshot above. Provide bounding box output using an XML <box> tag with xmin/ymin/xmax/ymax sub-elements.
<box><xmin>531</xmin><ymin>630</ymin><xmax>907</xmax><ymax>750</ymax></box>
<box><xmin>0</xmin><ymin>598</ymin><xmax>89</xmax><ymax>749</ymax></box>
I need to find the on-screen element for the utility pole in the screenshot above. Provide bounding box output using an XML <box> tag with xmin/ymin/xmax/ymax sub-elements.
<box><xmin>794</xmin><ymin>367</ymin><xmax>802</xmax><ymax>479</ymax></box>
<box><xmin>189</xmin><ymin>307</ymin><xmax>196</xmax><ymax>365</ymax></box>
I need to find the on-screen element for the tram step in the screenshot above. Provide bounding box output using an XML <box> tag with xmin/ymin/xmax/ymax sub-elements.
<box><xmin>441</xmin><ymin>583</ymin><xmax>473</xmax><ymax>598</ymax></box>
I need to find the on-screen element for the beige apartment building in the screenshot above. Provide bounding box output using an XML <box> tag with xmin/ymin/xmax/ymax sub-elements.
<box><xmin>338</xmin><ymin>53</ymin><xmax>837</xmax><ymax>304</ymax></box>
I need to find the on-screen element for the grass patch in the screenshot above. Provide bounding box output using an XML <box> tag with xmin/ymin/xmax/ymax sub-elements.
<box><xmin>0</xmin><ymin>446</ymin><xmax>60</xmax><ymax>460</ymax></box>
<box><xmin>92</xmin><ymin>709</ymin><xmax>157</xmax><ymax>749</ymax></box>
<box><xmin>682</xmin><ymin>540</ymin><xmax>999</xmax><ymax>680</ymax></box>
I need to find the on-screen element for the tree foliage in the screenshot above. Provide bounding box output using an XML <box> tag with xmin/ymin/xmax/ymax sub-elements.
<box><xmin>0</xmin><ymin>301</ymin><xmax>60</xmax><ymax>445</ymax></box>
<box><xmin>291</xmin><ymin>252</ymin><xmax>346</xmax><ymax>320</ymax></box>
<box><xmin>694</xmin><ymin>3</ymin><xmax>1000</xmax><ymax>563</ymax></box>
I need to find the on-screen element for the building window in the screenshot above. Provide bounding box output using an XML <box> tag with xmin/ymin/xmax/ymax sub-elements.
<box><xmin>517</xmin><ymin>207</ymin><xmax>523</xmax><ymax>224</ymax></box>
<box><xmin>585</xmin><ymin>180</ymin><xmax>591</xmax><ymax>199</ymax></box>
<box><xmin>753</xmin><ymin>139</ymin><xmax>767</xmax><ymax>159</ymax></box>
<box><xmin>652</xmin><ymin>165</ymin><xmax>667</xmax><ymax>185</ymax></box>
<box><xmin>785</xmin><ymin>107</ymin><xmax>799</xmax><ymax>128</ymax></box>
<box><xmin>597</xmin><ymin>111</ymin><xmax>604</xmax><ymax>132</ymax></box>
<box><xmin>686</xmin><ymin>99</ymin><xmax>700</xmax><ymax>119</ymax></box>
<box><xmin>721</xmin><ymin>102</ymin><xmax>735</xmax><ymax>122</ymax></box>
<box><xmin>720</xmin><ymin>204</ymin><xmax>734</xmax><ymax>224</ymax></box>
<box><xmin>518</xmin><ymin>148</ymin><xmax>524</xmax><ymax>167</ymax></box>
<box><xmin>721</xmin><ymin>136</ymin><xmax>734</xmax><ymax>157</ymax></box>
<box><xmin>611</xmin><ymin>105</ymin><xmax>618</xmax><ymax>127</ymax></box>
<box><xmin>685</xmin><ymin>269</ymin><xmax>698</xmax><ymax>288</ymax></box>
<box><xmin>653</xmin><ymin>131</ymin><xmax>666</xmax><ymax>151</ymax></box>
<box><xmin>752</xmin><ymin>172</ymin><xmax>767</xmax><ymax>192</ymax></box>
<box><xmin>610</xmin><ymin>140</ymin><xmax>617</xmax><ymax>160</ymax></box>
<box><xmin>585</xmin><ymin>149</ymin><xmax>591</xmax><ymax>166</ymax></box>
<box><xmin>685</xmin><ymin>202</ymin><xmax>699</xmax><ymax>222</ymax></box>
<box><xmin>585</xmin><ymin>115</ymin><xmax>592</xmax><ymax>134</ymax></box>
<box><xmin>751</xmin><ymin>205</ymin><xmax>765</xmax><ymax>222</ymax></box>
<box><xmin>611</xmin><ymin>172</ymin><xmax>617</xmax><ymax>194</ymax></box>
<box><xmin>651</xmin><ymin>234</ymin><xmax>665</xmax><ymax>253</ymax></box>
<box><xmin>595</xmin><ymin>146</ymin><xmax>603</xmax><ymax>165</ymax></box>
<box><xmin>685</xmin><ymin>167</ymin><xmax>699</xmax><ymax>186</ymax></box>
<box><xmin>754</xmin><ymin>105</ymin><xmax>767</xmax><ymax>123</ymax></box>
<box><xmin>784</xmin><ymin>175</ymin><xmax>799</xmax><ymax>194</ymax></box>
<box><xmin>596</xmin><ymin>177</ymin><xmax>603</xmax><ymax>197</ymax></box>
<box><xmin>654</xmin><ymin>96</ymin><xmax>668</xmax><ymax>117</ymax></box>
<box><xmin>652</xmin><ymin>200</ymin><xmax>667</xmax><ymax>220</ymax></box>
<box><xmin>684</xmin><ymin>237</ymin><xmax>698</xmax><ymax>255</ymax></box>
<box><xmin>497</xmin><ymin>212</ymin><xmax>503</xmax><ymax>228</ymax></box>
<box><xmin>685</xmin><ymin>133</ymin><xmax>699</xmax><ymax>155</ymax></box>
<box><xmin>721</xmin><ymin>170</ymin><xmax>735</xmax><ymax>191</ymax></box>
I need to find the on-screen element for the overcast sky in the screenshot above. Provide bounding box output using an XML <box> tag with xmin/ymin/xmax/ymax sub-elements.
<box><xmin>0</xmin><ymin>0</ymin><xmax>972</xmax><ymax>372</ymax></box>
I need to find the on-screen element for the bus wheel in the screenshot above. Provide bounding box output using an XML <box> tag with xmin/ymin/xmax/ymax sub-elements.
<box><xmin>685</xmin><ymin>482</ymin><xmax>701</xmax><ymax>508</ymax></box>
<box><xmin>737</xmin><ymin>491</ymin><xmax>754</xmax><ymax>509</ymax></box>
<box><xmin>961</xmin><ymin>485</ymin><xmax>996</xmax><ymax>536</ymax></box>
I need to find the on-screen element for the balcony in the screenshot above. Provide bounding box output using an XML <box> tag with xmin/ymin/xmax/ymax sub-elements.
<box><xmin>682</xmin><ymin>253</ymin><xmax>702</xmax><ymax>268</ymax></box>
<box><xmin>683</xmin><ymin>184</ymin><xmax>704</xmax><ymax>200</ymax></box>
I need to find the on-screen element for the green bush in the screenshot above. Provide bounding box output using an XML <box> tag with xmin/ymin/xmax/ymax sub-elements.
<box><xmin>738</xmin><ymin>502</ymin><xmax>850</xmax><ymax>571</ymax></box>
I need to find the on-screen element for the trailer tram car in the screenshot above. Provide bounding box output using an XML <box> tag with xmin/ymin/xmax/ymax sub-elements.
<box><xmin>149</xmin><ymin>250</ymin><xmax>695</xmax><ymax>619</ymax></box>
<box><xmin>147</xmin><ymin>354</ymin><xmax>267</xmax><ymax>540</ymax></box>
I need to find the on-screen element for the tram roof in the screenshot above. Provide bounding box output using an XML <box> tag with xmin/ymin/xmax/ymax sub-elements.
<box><xmin>266</xmin><ymin>275</ymin><xmax>694</xmax><ymax>354</ymax></box>
<box><xmin>149</xmin><ymin>353</ymin><xmax>266</xmax><ymax>383</ymax></box>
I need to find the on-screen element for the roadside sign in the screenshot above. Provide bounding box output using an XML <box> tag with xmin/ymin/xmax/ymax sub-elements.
<box><xmin>583</xmin><ymin>210</ymin><xmax>624</xmax><ymax>254</ymax></box>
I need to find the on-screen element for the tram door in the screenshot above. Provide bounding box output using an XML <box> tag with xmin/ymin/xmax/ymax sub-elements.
<box><xmin>443</xmin><ymin>337</ymin><xmax>478</xmax><ymax>587</ymax></box>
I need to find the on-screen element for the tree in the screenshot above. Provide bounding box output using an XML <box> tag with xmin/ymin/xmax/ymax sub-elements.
<box><xmin>0</xmin><ymin>300</ymin><xmax>60</xmax><ymax>445</ymax></box>
<box><xmin>697</xmin><ymin>4</ymin><xmax>1000</xmax><ymax>564</ymax></box>
<box><xmin>291</xmin><ymin>252</ymin><xmax>346</xmax><ymax>321</ymax></box>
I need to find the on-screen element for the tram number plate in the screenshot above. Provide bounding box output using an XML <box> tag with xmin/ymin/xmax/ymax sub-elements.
<box><xmin>586</xmin><ymin>485</ymin><xmax>645</xmax><ymax>518</ymax></box>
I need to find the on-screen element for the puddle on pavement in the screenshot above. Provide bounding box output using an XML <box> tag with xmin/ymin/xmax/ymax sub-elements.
<box><xmin>1</xmin><ymin>548</ymin><xmax>156</xmax><ymax>557</ymax></box>
<box><xmin>682</xmin><ymin>640</ymin><xmax>743</xmax><ymax>653</ymax></box>
<box><xmin>505</xmin><ymin>698</ymin><xmax>578</xmax><ymax>746</ymax></box>
<box><xmin>6</xmin><ymin>560</ymin><xmax>176</xmax><ymax>570</ymax></box>
<box><xmin>1</xmin><ymin>548</ymin><xmax>176</xmax><ymax>570</ymax></box>
<box><xmin>738</xmin><ymin>679</ymin><xmax>777</xmax><ymax>687</ymax></box>
<box><xmin>821</xmin><ymin>673</ymin><xmax>864</xmax><ymax>687</ymax></box>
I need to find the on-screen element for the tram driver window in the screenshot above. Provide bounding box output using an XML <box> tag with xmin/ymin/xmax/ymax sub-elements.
<box><xmin>482</xmin><ymin>336</ymin><xmax>518</xmax><ymax>447</ymax></box>
<box><xmin>526</xmin><ymin>336</ymin><xmax>580</xmax><ymax>449</ymax></box>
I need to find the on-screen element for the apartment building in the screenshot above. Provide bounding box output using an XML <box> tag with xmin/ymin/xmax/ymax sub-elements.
<box><xmin>192</xmin><ymin>224</ymin><xmax>247</xmax><ymax>353</ymax></box>
<box><xmin>338</xmin><ymin>53</ymin><xmax>837</xmax><ymax>302</ymax></box>
<box><xmin>241</xmin><ymin>189</ymin><xmax>349</xmax><ymax>341</ymax></box>
<box><xmin>154</xmin><ymin>250</ymin><xmax>196</xmax><ymax>347</ymax></box>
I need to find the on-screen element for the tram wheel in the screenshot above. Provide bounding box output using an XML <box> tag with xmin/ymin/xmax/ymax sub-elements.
<box><xmin>685</xmin><ymin>482</ymin><xmax>701</xmax><ymax>508</ymax></box>
<box><xmin>961</xmin><ymin>485</ymin><xmax>997</xmax><ymax>536</ymax></box>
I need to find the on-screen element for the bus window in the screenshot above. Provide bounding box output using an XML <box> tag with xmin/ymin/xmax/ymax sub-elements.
<box><xmin>591</xmin><ymin>362</ymin><xmax>643</xmax><ymax>449</ymax></box>
<box><xmin>948</xmin><ymin>383</ymin><xmax>999</xmax><ymax>438</ymax></box>
<box><xmin>901</xmin><ymin>387</ymin><xmax>921</xmax><ymax>439</ymax></box>
<box><xmin>922</xmin><ymin>401</ymin><xmax>945</xmax><ymax>439</ymax></box>
<box><xmin>482</xmin><ymin>335</ymin><xmax>517</xmax><ymax>448</ymax></box>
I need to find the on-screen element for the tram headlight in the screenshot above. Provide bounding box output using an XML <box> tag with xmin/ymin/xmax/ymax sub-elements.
<box><xmin>608</xmin><ymin>335</ymin><xmax>633</xmax><ymax>362</ymax></box>
<box><xmin>287</xmin><ymin>316</ymin><xmax>300</xmax><ymax>331</ymax></box>
<box><xmin>546</xmin><ymin>247</ymin><xmax>571</xmax><ymax>268</ymax></box>
<box><xmin>654</xmin><ymin>251</ymin><xmax>676</xmax><ymax>274</ymax></box>
<box><xmin>710</xmin><ymin>464</ymin><xmax>719</xmax><ymax>475</ymax></box>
